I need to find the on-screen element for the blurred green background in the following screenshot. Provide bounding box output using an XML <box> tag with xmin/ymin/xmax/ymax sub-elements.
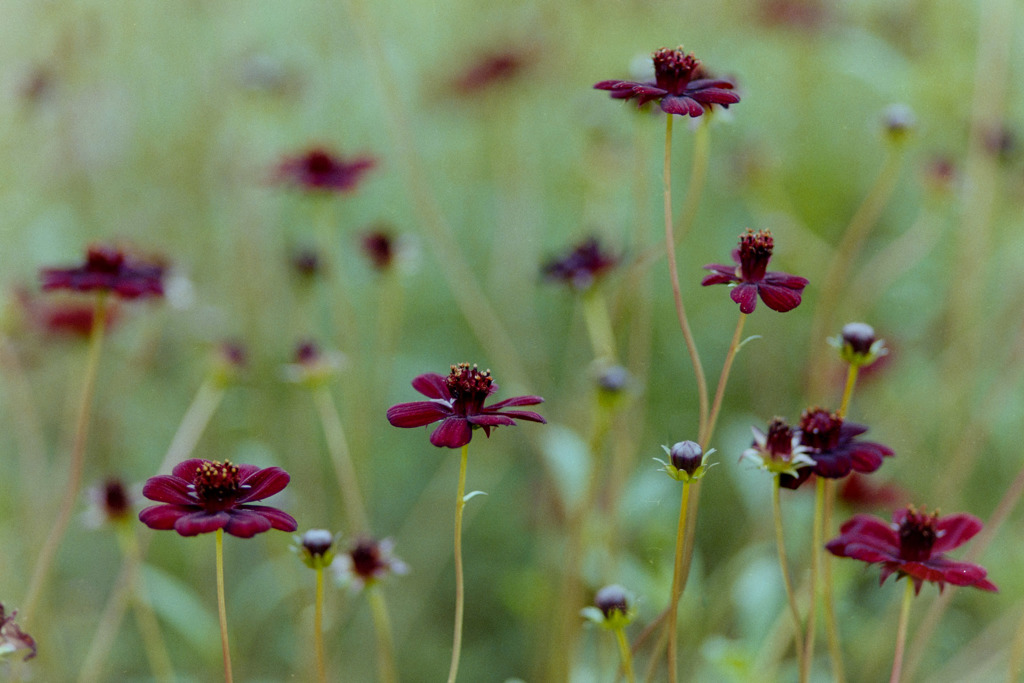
<box><xmin>1</xmin><ymin>0</ymin><xmax>1022</xmax><ymax>680</ymax></box>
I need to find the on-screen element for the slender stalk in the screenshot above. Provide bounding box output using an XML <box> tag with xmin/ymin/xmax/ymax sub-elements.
<box><xmin>581</xmin><ymin>288</ymin><xmax>617</xmax><ymax>363</ymax></box>
<box><xmin>158</xmin><ymin>377</ymin><xmax>226</xmax><ymax>474</ymax></box>
<box><xmin>702</xmin><ymin>313</ymin><xmax>747</xmax><ymax>446</ymax></box>
<box><xmin>836</xmin><ymin>365</ymin><xmax>860</xmax><ymax>419</ymax></box>
<box><xmin>215</xmin><ymin>529</ymin><xmax>234</xmax><ymax>683</ymax></box>
<box><xmin>801</xmin><ymin>477</ymin><xmax>825</xmax><ymax>683</ymax></box>
<box><xmin>672</xmin><ymin>117</ymin><xmax>712</xmax><ymax>246</ymax></box>
<box><xmin>666</xmin><ymin>481</ymin><xmax>691</xmax><ymax>682</ymax></box>
<box><xmin>447</xmin><ymin>444</ymin><xmax>470</xmax><ymax>683</ymax></box>
<box><xmin>1007</xmin><ymin>606</ymin><xmax>1024</xmax><ymax>683</ymax></box>
<box><xmin>614</xmin><ymin>626</ymin><xmax>637</xmax><ymax>683</ymax></box>
<box><xmin>773</xmin><ymin>476</ymin><xmax>805</xmax><ymax>664</ymax></box>
<box><xmin>315</xmin><ymin>565</ymin><xmax>327</xmax><ymax>683</ymax></box>
<box><xmin>312</xmin><ymin>385</ymin><xmax>370</xmax><ymax>534</ymax></box>
<box><xmin>890</xmin><ymin>580</ymin><xmax>915</xmax><ymax>683</ymax></box>
<box><xmin>22</xmin><ymin>294</ymin><xmax>108</xmax><ymax>623</ymax></box>
<box><xmin>368</xmin><ymin>585</ymin><xmax>398</xmax><ymax>683</ymax></box>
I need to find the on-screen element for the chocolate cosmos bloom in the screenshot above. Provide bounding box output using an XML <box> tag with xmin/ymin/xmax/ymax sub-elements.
<box><xmin>542</xmin><ymin>237</ymin><xmax>619</xmax><ymax>291</ymax></box>
<box><xmin>826</xmin><ymin>506</ymin><xmax>997</xmax><ymax>594</ymax></box>
<box><xmin>40</xmin><ymin>245</ymin><xmax>164</xmax><ymax>299</ymax></box>
<box><xmin>387</xmin><ymin>363</ymin><xmax>545</xmax><ymax>448</ymax></box>
<box><xmin>334</xmin><ymin>537</ymin><xmax>408</xmax><ymax>590</ymax></box>
<box><xmin>702</xmin><ymin>229</ymin><xmax>808</xmax><ymax>314</ymax></box>
<box><xmin>276</xmin><ymin>148</ymin><xmax>375</xmax><ymax>193</ymax></box>
<box><xmin>594</xmin><ymin>47</ymin><xmax>740</xmax><ymax>117</ymax></box>
<box><xmin>139</xmin><ymin>459</ymin><xmax>297</xmax><ymax>538</ymax></box>
<box><xmin>779</xmin><ymin>408</ymin><xmax>894</xmax><ymax>490</ymax></box>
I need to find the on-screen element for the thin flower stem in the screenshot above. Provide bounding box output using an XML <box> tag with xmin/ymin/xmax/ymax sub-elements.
<box><xmin>315</xmin><ymin>565</ymin><xmax>327</xmax><ymax>683</ymax></box>
<box><xmin>22</xmin><ymin>294</ymin><xmax>108</xmax><ymax>623</ymax></box>
<box><xmin>662</xmin><ymin>114</ymin><xmax>708</xmax><ymax>434</ymax></box>
<box><xmin>118</xmin><ymin>526</ymin><xmax>174</xmax><ymax>683</ymax></box>
<box><xmin>582</xmin><ymin>288</ymin><xmax>617</xmax><ymax>363</ymax></box>
<box><xmin>773</xmin><ymin>476</ymin><xmax>805</xmax><ymax>664</ymax></box>
<box><xmin>368</xmin><ymin>584</ymin><xmax>398</xmax><ymax>683</ymax></box>
<box><xmin>614</xmin><ymin>626</ymin><xmax>637</xmax><ymax>683</ymax></box>
<box><xmin>836</xmin><ymin>365</ymin><xmax>860</xmax><ymax>419</ymax></box>
<box><xmin>313</xmin><ymin>385</ymin><xmax>370</xmax><ymax>534</ymax></box>
<box><xmin>801</xmin><ymin>477</ymin><xmax>826</xmax><ymax>683</ymax></box>
<box><xmin>158</xmin><ymin>377</ymin><xmax>226</xmax><ymax>474</ymax></box>
<box><xmin>1007</xmin><ymin>606</ymin><xmax>1024</xmax><ymax>683</ymax></box>
<box><xmin>702</xmin><ymin>313</ymin><xmax>747</xmax><ymax>446</ymax></box>
<box><xmin>666</xmin><ymin>481</ymin><xmax>692</xmax><ymax>683</ymax></box>
<box><xmin>215</xmin><ymin>529</ymin><xmax>234</xmax><ymax>683</ymax></box>
<box><xmin>447</xmin><ymin>444</ymin><xmax>470</xmax><ymax>683</ymax></box>
<box><xmin>821</xmin><ymin>479</ymin><xmax>845</xmax><ymax>683</ymax></box>
<box><xmin>890</xmin><ymin>580</ymin><xmax>915</xmax><ymax>683</ymax></box>
<box><xmin>672</xmin><ymin>116</ymin><xmax>711</xmax><ymax>247</ymax></box>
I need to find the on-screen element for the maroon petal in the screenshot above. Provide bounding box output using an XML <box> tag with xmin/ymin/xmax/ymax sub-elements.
<box><xmin>688</xmin><ymin>78</ymin><xmax>737</xmax><ymax>91</ymax></box>
<box><xmin>701</xmin><ymin>264</ymin><xmax>739</xmax><ymax>286</ymax></box>
<box><xmin>468</xmin><ymin>414</ymin><xmax>517</xmax><ymax>427</ymax></box>
<box><xmin>139</xmin><ymin>504</ymin><xmax>193</xmax><ymax>530</ymax></box>
<box><xmin>763</xmin><ymin>272</ymin><xmax>810</xmax><ymax>289</ymax></box>
<box><xmin>487</xmin><ymin>395</ymin><xmax>545</xmax><ymax>409</ymax></box>
<box><xmin>660</xmin><ymin>95</ymin><xmax>705</xmax><ymax>117</ymax></box>
<box><xmin>594</xmin><ymin>79</ymin><xmax>636</xmax><ymax>91</ymax></box>
<box><xmin>171</xmin><ymin>458</ymin><xmax>207</xmax><ymax>480</ymax></box>
<box><xmin>730</xmin><ymin>284</ymin><xmax>759</xmax><ymax>314</ymax></box>
<box><xmin>757</xmin><ymin>283</ymin><xmax>804</xmax><ymax>312</ymax></box>
<box><xmin>846</xmin><ymin>444</ymin><xmax>885</xmax><ymax>474</ymax></box>
<box><xmin>826</xmin><ymin>539</ymin><xmax>895</xmax><ymax>564</ymax></box>
<box><xmin>142</xmin><ymin>476</ymin><xmax>195</xmax><ymax>505</ymax></box>
<box><xmin>237</xmin><ymin>467</ymin><xmax>290</xmax><ymax>503</ymax></box>
<box><xmin>489</xmin><ymin>409</ymin><xmax>547</xmax><ymax>423</ymax></box>
<box><xmin>933</xmin><ymin>514</ymin><xmax>984</xmax><ymax>553</ymax></box>
<box><xmin>235</xmin><ymin>463</ymin><xmax>263</xmax><ymax>481</ymax></box>
<box><xmin>836</xmin><ymin>515</ymin><xmax>900</xmax><ymax>552</ymax></box>
<box><xmin>387</xmin><ymin>400</ymin><xmax>452</xmax><ymax>427</ymax></box>
<box><xmin>242</xmin><ymin>505</ymin><xmax>299</xmax><ymax>532</ymax></box>
<box><xmin>411</xmin><ymin>373</ymin><xmax>450</xmax><ymax>400</ymax></box>
<box><xmin>693</xmin><ymin>87</ymin><xmax>742</xmax><ymax>105</ymax></box>
<box><xmin>812</xmin><ymin>453</ymin><xmax>853</xmax><ymax>479</ymax></box>
<box><xmin>174</xmin><ymin>510</ymin><xmax>231</xmax><ymax>536</ymax></box>
<box><xmin>923</xmin><ymin>557</ymin><xmax>994</xmax><ymax>589</ymax></box>
<box><xmin>223</xmin><ymin>509</ymin><xmax>273</xmax><ymax>538</ymax></box>
<box><xmin>430</xmin><ymin>417</ymin><xmax>473</xmax><ymax>448</ymax></box>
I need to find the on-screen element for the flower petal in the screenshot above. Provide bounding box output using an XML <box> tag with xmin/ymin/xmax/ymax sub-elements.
<box><xmin>756</xmin><ymin>283</ymin><xmax>804</xmax><ymax>313</ymax></box>
<box><xmin>174</xmin><ymin>510</ymin><xmax>231</xmax><ymax>536</ymax></box>
<box><xmin>171</xmin><ymin>458</ymin><xmax>207</xmax><ymax>481</ymax></box>
<box><xmin>387</xmin><ymin>400</ymin><xmax>451</xmax><ymax>428</ymax></box>
<box><xmin>242</xmin><ymin>505</ymin><xmax>299</xmax><ymax>533</ymax></box>
<box><xmin>486</xmin><ymin>395</ymin><xmax>544</xmax><ymax>409</ymax></box>
<box><xmin>933</xmin><ymin>513</ymin><xmax>984</xmax><ymax>553</ymax></box>
<box><xmin>141</xmin><ymin>476</ymin><xmax>195</xmax><ymax>505</ymax></box>
<box><xmin>846</xmin><ymin>443</ymin><xmax>885</xmax><ymax>474</ymax></box>
<box><xmin>223</xmin><ymin>509</ymin><xmax>272</xmax><ymax>538</ymax></box>
<box><xmin>139</xmin><ymin>504</ymin><xmax>193</xmax><ymax>530</ymax></box>
<box><xmin>661</xmin><ymin>95</ymin><xmax>705</xmax><ymax>117</ymax></box>
<box><xmin>730</xmin><ymin>284</ymin><xmax>759</xmax><ymax>314</ymax></box>
<box><xmin>489</xmin><ymin>409</ymin><xmax>547</xmax><ymax>424</ymax></box>
<box><xmin>468</xmin><ymin>414</ymin><xmax>517</xmax><ymax>427</ymax></box>
<box><xmin>430</xmin><ymin>417</ymin><xmax>473</xmax><ymax>448</ymax></box>
<box><xmin>692</xmin><ymin>87</ymin><xmax>742</xmax><ymax>106</ymax></box>
<box><xmin>411</xmin><ymin>373</ymin><xmax>450</xmax><ymax>400</ymax></box>
<box><xmin>701</xmin><ymin>264</ymin><xmax>739</xmax><ymax>286</ymax></box>
<box><xmin>237</xmin><ymin>467</ymin><xmax>291</xmax><ymax>503</ymax></box>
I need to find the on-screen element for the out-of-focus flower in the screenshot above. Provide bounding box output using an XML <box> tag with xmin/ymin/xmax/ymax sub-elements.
<box><xmin>333</xmin><ymin>537</ymin><xmax>408</xmax><ymax>590</ymax></box>
<box><xmin>361</xmin><ymin>229</ymin><xmax>397</xmax><ymax>271</ymax></box>
<box><xmin>882</xmin><ymin>104</ymin><xmax>916</xmax><ymax>143</ymax></box>
<box><xmin>655</xmin><ymin>440</ymin><xmax>714</xmax><ymax>483</ymax></box>
<box><xmin>83</xmin><ymin>478</ymin><xmax>138</xmax><ymax>528</ymax></box>
<box><xmin>779</xmin><ymin>408</ymin><xmax>894</xmax><ymax>490</ymax></box>
<box><xmin>292</xmin><ymin>247</ymin><xmax>323</xmax><ymax>279</ymax></box>
<box><xmin>13</xmin><ymin>288</ymin><xmax>120</xmax><ymax>338</ymax></box>
<box><xmin>275</xmin><ymin>148</ymin><xmax>375</xmax><ymax>193</ymax></box>
<box><xmin>139</xmin><ymin>459</ymin><xmax>297</xmax><ymax>538</ymax></box>
<box><xmin>541</xmin><ymin>237</ymin><xmax>619</xmax><ymax>291</ymax></box>
<box><xmin>0</xmin><ymin>604</ymin><xmax>36</xmax><ymax>661</ymax></box>
<box><xmin>387</xmin><ymin>363</ymin><xmax>545</xmax><ymax>449</ymax></box>
<box><xmin>741</xmin><ymin>418</ymin><xmax>815</xmax><ymax>477</ymax></box>
<box><xmin>838</xmin><ymin>473</ymin><xmax>907</xmax><ymax>510</ymax></box>
<box><xmin>211</xmin><ymin>341</ymin><xmax>247</xmax><ymax>387</ymax></box>
<box><xmin>294</xmin><ymin>529</ymin><xmax>340</xmax><ymax>570</ymax></box>
<box><xmin>40</xmin><ymin>245</ymin><xmax>165</xmax><ymax>300</ymax></box>
<box><xmin>581</xmin><ymin>584</ymin><xmax>636</xmax><ymax>630</ymax></box>
<box><xmin>595</xmin><ymin>47</ymin><xmax>740</xmax><ymax>117</ymax></box>
<box><xmin>281</xmin><ymin>340</ymin><xmax>346</xmax><ymax>388</ymax></box>
<box><xmin>829</xmin><ymin>322</ymin><xmax>888</xmax><ymax>368</ymax></box>
<box><xmin>452</xmin><ymin>50</ymin><xmax>530</xmax><ymax>94</ymax></box>
<box><xmin>826</xmin><ymin>506</ymin><xmax>997</xmax><ymax>594</ymax></box>
<box><xmin>701</xmin><ymin>229</ymin><xmax>808</xmax><ymax>314</ymax></box>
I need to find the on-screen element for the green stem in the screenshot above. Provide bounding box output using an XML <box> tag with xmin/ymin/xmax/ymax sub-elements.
<box><xmin>890</xmin><ymin>580</ymin><xmax>915</xmax><ymax>683</ymax></box>
<box><xmin>315</xmin><ymin>565</ymin><xmax>327</xmax><ymax>683</ymax></box>
<box><xmin>801</xmin><ymin>477</ymin><xmax>825</xmax><ymax>683</ymax></box>
<box><xmin>446</xmin><ymin>444</ymin><xmax>469</xmax><ymax>683</ymax></box>
<box><xmin>215</xmin><ymin>529</ymin><xmax>234</xmax><ymax>683</ymax></box>
<box><xmin>821</xmin><ymin>479</ymin><xmax>845</xmax><ymax>683</ymax></box>
<box><xmin>368</xmin><ymin>585</ymin><xmax>398</xmax><ymax>683</ymax></box>
<box><xmin>773</xmin><ymin>476</ymin><xmax>805</xmax><ymax>664</ymax></box>
<box><xmin>120</xmin><ymin>526</ymin><xmax>173</xmax><ymax>683</ymax></box>
<box><xmin>313</xmin><ymin>385</ymin><xmax>370</xmax><ymax>534</ymax></box>
<box><xmin>22</xmin><ymin>294</ymin><xmax>108</xmax><ymax>623</ymax></box>
<box><xmin>702</xmin><ymin>313</ymin><xmax>747</xmax><ymax>446</ymax></box>
<box><xmin>836</xmin><ymin>365</ymin><xmax>860</xmax><ymax>420</ymax></box>
<box><xmin>666</xmin><ymin>482</ymin><xmax>691</xmax><ymax>683</ymax></box>
<box><xmin>581</xmin><ymin>288</ymin><xmax>617</xmax><ymax>363</ymax></box>
<box><xmin>158</xmin><ymin>377</ymin><xmax>225</xmax><ymax>474</ymax></box>
<box><xmin>614</xmin><ymin>626</ymin><xmax>636</xmax><ymax>683</ymax></box>
<box><xmin>672</xmin><ymin>117</ymin><xmax>711</xmax><ymax>246</ymax></box>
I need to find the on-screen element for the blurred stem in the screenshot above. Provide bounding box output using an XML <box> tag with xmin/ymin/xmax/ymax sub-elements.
<box><xmin>313</xmin><ymin>198</ymin><xmax>357</xmax><ymax>349</ymax></box>
<box><xmin>662</xmin><ymin>114</ymin><xmax>708</xmax><ymax>435</ymax></box>
<box><xmin>315</xmin><ymin>565</ymin><xmax>327</xmax><ymax>683</ymax></box>
<box><xmin>1007</xmin><ymin>605</ymin><xmax>1024</xmax><ymax>682</ymax></box>
<box><xmin>672</xmin><ymin>116</ymin><xmax>711</xmax><ymax>246</ymax></box>
<box><xmin>582</xmin><ymin>288</ymin><xmax>616</xmax><ymax>363</ymax></box>
<box><xmin>802</xmin><ymin>477</ymin><xmax>826</xmax><ymax>683</ymax></box>
<box><xmin>821</xmin><ymin>479</ymin><xmax>845</xmax><ymax>683</ymax></box>
<box><xmin>890</xmin><ymin>580</ymin><xmax>915</xmax><ymax>683</ymax></box>
<box><xmin>836</xmin><ymin>364</ymin><xmax>860</xmax><ymax>419</ymax></box>
<box><xmin>666</xmin><ymin>481</ymin><xmax>691</xmax><ymax>683</ymax></box>
<box><xmin>614</xmin><ymin>626</ymin><xmax>636</xmax><ymax>683</ymax></box>
<box><xmin>22</xmin><ymin>293</ymin><xmax>108</xmax><ymax>623</ymax></box>
<box><xmin>158</xmin><ymin>377</ymin><xmax>226</xmax><ymax>474</ymax></box>
<box><xmin>447</xmin><ymin>444</ymin><xmax>469</xmax><ymax>683</ymax></box>
<box><xmin>773</xmin><ymin>476</ymin><xmax>805</xmax><ymax>666</ymax></box>
<box><xmin>368</xmin><ymin>584</ymin><xmax>398</xmax><ymax>683</ymax></box>
<box><xmin>312</xmin><ymin>385</ymin><xmax>370</xmax><ymax>534</ymax></box>
<box><xmin>701</xmin><ymin>312</ymin><xmax>747</xmax><ymax>446</ymax></box>
<box><xmin>215</xmin><ymin>529</ymin><xmax>234</xmax><ymax>683</ymax></box>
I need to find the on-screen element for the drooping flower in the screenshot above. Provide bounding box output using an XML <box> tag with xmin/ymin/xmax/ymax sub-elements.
<box><xmin>275</xmin><ymin>148</ymin><xmax>375</xmax><ymax>193</ymax></box>
<box><xmin>139</xmin><ymin>459</ymin><xmax>297</xmax><ymax>538</ymax></box>
<box><xmin>40</xmin><ymin>245</ymin><xmax>165</xmax><ymax>299</ymax></box>
<box><xmin>779</xmin><ymin>408</ymin><xmax>894</xmax><ymax>490</ymax></box>
<box><xmin>541</xmin><ymin>237</ymin><xmax>619</xmax><ymax>291</ymax></box>
<box><xmin>386</xmin><ymin>363</ymin><xmax>545</xmax><ymax>449</ymax></box>
<box><xmin>333</xmin><ymin>537</ymin><xmax>408</xmax><ymax>591</ymax></box>
<box><xmin>0</xmin><ymin>604</ymin><xmax>36</xmax><ymax>661</ymax></box>
<box><xmin>702</xmin><ymin>229</ymin><xmax>808</xmax><ymax>314</ymax></box>
<box><xmin>826</xmin><ymin>506</ymin><xmax>997</xmax><ymax>594</ymax></box>
<box><xmin>741</xmin><ymin>417</ymin><xmax>815</xmax><ymax>477</ymax></box>
<box><xmin>594</xmin><ymin>47</ymin><xmax>740</xmax><ymax>117</ymax></box>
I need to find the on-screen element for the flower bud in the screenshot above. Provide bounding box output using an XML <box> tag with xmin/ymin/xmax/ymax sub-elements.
<box><xmin>829</xmin><ymin>322</ymin><xmax>887</xmax><ymax>367</ymax></box>
<box><xmin>882</xmin><ymin>104</ymin><xmax>915</xmax><ymax>144</ymax></box>
<box><xmin>656</xmin><ymin>441</ymin><xmax>713</xmax><ymax>482</ymax></box>
<box><xmin>295</xmin><ymin>529</ymin><xmax>339</xmax><ymax>569</ymax></box>
<box><xmin>594</xmin><ymin>584</ymin><xmax>632</xmax><ymax>620</ymax></box>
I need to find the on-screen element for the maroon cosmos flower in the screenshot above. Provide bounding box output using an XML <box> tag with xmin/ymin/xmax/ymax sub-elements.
<box><xmin>594</xmin><ymin>47</ymin><xmax>740</xmax><ymax>117</ymax></box>
<box><xmin>452</xmin><ymin>50</ymin><xmax>529</xmax><ymax>95</ymax></box>
<box><xmin>542</xmin><ymin>237</ymin><xmax>620</xmax><ymax>291</ymax></box>
<box><xmin>702</xmin><ymin>229</ymin><xmax>808</xmax><ymax>314</ymax></box>
<box><xmin>361</xmin><ymin>229</ymin><xmax>397</xmax><ymax>270</ymax></box>
<box><xmin>386</xmin><ymin>363</ymin><xmax>546</xmax><ymax>448</ymax></box>
<box><xmin>276</xmin><ymin>148</ymin><xmax>375</xmax><ymax>193</ymax></box>
<box><xmin>0</xmin><ymin>603</ymin><xmax>36</xmax><ymax>661</ymax></box>
<box><xmin>333</xmin><ymin>537</ymin><xmax>408</xmax><ymax>590</ymax></box>
<box><xmin>826</xmin><ymin>506</ymin><xmax>997</xmax><ymax>594</ymax></box>
<box><xmin>779</xmin><ymin>408</ymin><xmax>894</xmax><ymax>490</ymax></box>
<box><xmin>139</xmin><ymin>459</ymin><xmax>297</xmax><ymax>538</ymax></box>
<box><xmin>40</xmin><ymin>245</ymin><xmax>164</xmax><ymax>299</ymax></box>
<box><xmin>14</xmin><ymin>288</ymin><xmax>120</xmax><ymax>338</ymax></box>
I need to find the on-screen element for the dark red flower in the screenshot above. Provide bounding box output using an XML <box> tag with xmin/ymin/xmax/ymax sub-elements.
<box><xmin>542</xmin><ymin>237</ymin><xmax>619</xmax><ymax>291</ymax></box>
<box><xmin>453</xmin><ymin>50</ymin><xmax>529</xmax><ymax>94</ymax></box>
<box><xmin>40</xmin><ymin>245</ymin><xmax>164</xmax><ymax>300</ymax></box>
<box><xmin>838</xmin><ymin>473</ymin><xmax>906</xmax><ymax>510</ymax></box>
<box><xmin>333</xmin><ymin>537</ymin><xmax>407</xmax><ymax>590</ymax></box>
<box><xmin>361</xmin><ymin>229</ymin><xmax>397</xmax><ymax>270</ymax></box>
<box><xmin>276</xmin><ymin>148</ymin><xmax>375</xmax><ymax>193</ymax></box>
<box><xmin>14</xmin><ymin>289</ymin><xmax>120</xmax><ymax>338</ymax></box>
<box><xmin>779</xmin><ymin>408</ymin><xmax>894</xmax><ymax>489</ymax></box>
<box><xmin>594</xmin><ymin>47</ymin><xmax>740</xmax><ymax>117</ymax></box>
<box><xmin>0</xmin><ymin>603</ymin><xmax>36</xmax><ymax>661</ymax></box>
<box><xmin>386</xmin><ymin>363</ymin><xmax>545</xmax><ymax>448</ymax></box>
<box><xmin>138</xmin><ymin>459</ymin><xmax>297</xmax><ymax>538</ymax></box>
<box><xmin>702</xmin><ymin>229</ymin><xmax>808</xmax><ymax>314</ymax></box>
<box><xmin>826</xmin><ymin>506</ymin><xmax>997</xmax><ymax>594</ymax></box>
